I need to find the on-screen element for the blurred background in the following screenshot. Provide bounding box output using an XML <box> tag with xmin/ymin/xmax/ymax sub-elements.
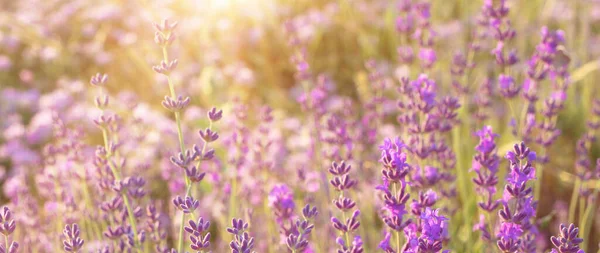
<box><xmin>1</xmin><ymin>0</ymin><xmax>599</xmax><ymax>251</ymax></box>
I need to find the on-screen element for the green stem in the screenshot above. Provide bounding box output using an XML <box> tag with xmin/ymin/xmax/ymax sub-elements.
<box><xmin>102</xmin><ymin>128</ymin><xmax>139</xmax><ymax>248</ymax></box>
<box><xmin>580</xmin><ymin>190</ymin><xmax>599</xmax><ymax>252</ymax></box>
<box><xmin>393</xmin><ymin>183</ymin><xmax>402</xmax><ymax>252</ymax></box>
<box><xmin>534</xmin><ymin>162</ymin><xmax>544</xmax><ymax>213</ymax></box>
<box><xmin>161</xmin><ymin>42</ymin><xmax>193</xmax><ymax>253</ymax></box>
<box><xmin>341</xmin><ymin>211</ymin><xmax>351</xmax><ymax>248</ymax></box>
<box><xmin>568</xmin><ymin>178</ymin><xmax>581</xmax><ymax>223</ymax></box>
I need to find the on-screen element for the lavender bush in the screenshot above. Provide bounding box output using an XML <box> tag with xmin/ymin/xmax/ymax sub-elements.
<box><xmin>0</xmin><ymin>0</ymin><xmax>599</xmax><ymax>252</ymax></box>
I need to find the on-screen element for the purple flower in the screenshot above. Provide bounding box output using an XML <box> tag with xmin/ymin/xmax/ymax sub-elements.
<box><xmin>286</xmin><ymin>205</ymin><xmax>317</xmax><ymax>252</ymax></box>
<box><xmin>497</xmin><ymin>142</ymin><xmax>537</xmax><ymax>252</ymax></box>
<box><xmin>185</xmin><ymin>217</ymin><xmax>211</xmax><ymax>252</ymax></box>
<box><xmin>472</xmin><ymin>126</ymin><xmax>500</xmax><ymax>214</ymax></box>
<box><xmin>498</xmin><ymin>74</ymin><xmax>520</xmax><ymax>98</ymax></box>
<box><xmin>172</xmin><ymin>196</ymin><xmax>199</xmax><ymax>213</ymax></box>
<box><xmin>161</xmin><ymin>95</ymin><xmax>190</xmax><ymax>112</ymax></box>
<box><xmin>550</xmin><ymin>224</ymin><xmax>584</xmax><ymax>253</ymax></box>
<box><xmin>207</xmin><ymin>107</ymin><xmax>223</xmax><ymax>122</ymax></box>
<box><xmin>0</xmin><ymin>207</ymin><xmax>16</xmax><ymax>236</ymax></box>
<box><xmin>62</xmin><ymin>223</ymin><xmax>84</xmax><ymax>252</ymax></box>
<box><xmin>227</xmin><ymin>218</ymin><xmax>255</xmax><ymax>253</ymax></box>
<box><xmin>269</xmin><ymin>184</ymin><xmax>296</xmax><ymax>226</ymax></box>
<box><xmin>90</xmin><ymin>73</ymin><xmax>108</xmax><ymax>86</ymax></box>
<box><xmin>419</xmin><ymin>208</ymin><xmax>448</xmax><ymax>242</ymax></box>
<box><xmin>419</xmin><ymin>48</ymin><xmax>437</xmax><ymax>69</ymax></box>
<box><xmin>329</xmin><ymin>160</ymin><xmax>362</xmax><ymax>252</ymax></box>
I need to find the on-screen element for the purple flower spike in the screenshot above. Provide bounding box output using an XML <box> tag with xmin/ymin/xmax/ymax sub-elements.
<box><xmin>302</xmin><ymin>204</ymin><xmax>318</xmax><ymax>219</ymax></box>
<box><xmin>184</xmin><ymin>166</ymin><xmax>206</xmax><ymax>183</ymax></box>
<box><xmin>208</xmin><ymin>107</ymin><xmax>223</xmax><ymax>122</ymax></box>
<box><xmin>0</xmin><ymin>207</ymin><xmax>16</xmax><ymax>236</ymax></box>
<box><xmin>0</xmin><ymin>242</ymin><xmax>18</xmax><ymax>253</ymax></box>
<box><xmin>329</xmin><ymin>160</ymin><xmax>362</xmax><ymax>252</ymax></box>
<box><xmin>90</xmin><ymin>73</ymin><xmax>108</xmax><ymax>86</ymax></box>
<box><xmin>286</xmin><ymin>204</ymin><xmax>317</xmax><ymax>252</ymax></box>
<box><xmin>63</xmin><ymin>223</ymin><xmax>84</xmax><ymax>252</ymax></box>
<box><xmin>199</xmin><ymin>128</ymin><xmax>219</xmax><ymax>143</ymax></box>
<box><xmin>497</xmin><ymin>142</ymin><xmax>537</xmax><ymax>252</ymax></box>
<box><xmin>472</xmin><ymin>126</ymin><xmax>500</xmax><ymax>217</ymax></box>
<box><xmin>153</xmin><ymin>59</ymin><xmax>179</xmax><ymax>75</ymax></box>
<box><xmin>227</xmin><ymin>218</ymin><xmax>249</xmax><ymax>236</ymax></box>
<box><xmin>185</xmin><ymin>217</ymin><xmax>211</xmax><ymax>252</ymax></box>
<box><xmin>418</xmin><ymin>208</ymin><xmax>449</xmax><ymax>251</ymax></box>
<box><xmin>550</xmin><ymin>224</ymin><xmax>584</xmax><ymax>253</ymax></box>
<box><xmin>172</xmin><ymin>196</ymin><xmax>199</xmax><ymax>213</ymax></box>
<box><xmin>227</xmin><ymin>218</ymin><xmax>254</xmax><ymax>253</ymax></box>
<box><xmin>498</xmin><ymin>74</ymin><xmax>520</xmax><ymax>98</ymax></box>
<box><xmin>161</xmin><ymin>95</ymin><xmax>190</xmax><ymax>112</ymax></box>
<box><xmin>153</xmin><ymin>19</ymin><xmax>178</xmax><ymax>33</ymax></box>
<box><xmin>154</xmin><ymin>19</ymin><xmax>178</xmax><ymax>47</ymax></box>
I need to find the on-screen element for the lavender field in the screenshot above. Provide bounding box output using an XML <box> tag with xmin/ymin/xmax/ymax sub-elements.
<box><xmin>1</xmin><ymin>0</ymin><xmax>600</xmax><ymax>252</ymax></box>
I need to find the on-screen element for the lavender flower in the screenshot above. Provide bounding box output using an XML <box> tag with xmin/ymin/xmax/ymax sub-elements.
<box><xmin>172</xmin><ymin>196</ymin><xmax>200</xmax><ymax>213</ymax></box>
<box><xmin>286</xmin><ymin>205</ymin><xmax>318</xmax><ymax>253</ymax></box>
<box><xmin>417</xmin><ymin>208</ymin><xmax>449</xmax><ymax>253</ymax></box>
<box><xmin>62</xmin><ymin>223</ymin><xmax>84</xmax><ymax>252</ymax></box>
<box><xmin>472</xmin><ymin>126</ymin><xmax>500</xmax><ymax>213</ymax></box>
<box><xmin>497</xmin><ymin>142</ymin><xmax>537</xmax><ymax>252</ymax></box>
<box><xmin>0</xmin><ymin>207</ymin><xmax>16</xmax><ymax>253</ymax></box>
<box><xmin>378</xmin><ymin>138</ymin><xmax>412</xmax><ymax>252</ymax></box>
<box><xmin>227</xmin><ymin>218</ymin><xmax>255</xmax><ymax>253</ymax></box>
<box><xmin>550</xmin><ymin>224</ymin><xmax>584</xmax><ymax>253</ymax></box>
<box><xmin>185</xmin><ymin>217</ymin><xmax>211</xmax><ymax>252</ymax></box>
<box><xmin>0</xmin><ymin>207</ymin><xmax>16</xmax><ymax>236</ymax></box>
<box><xmin>329</xmin><ymin>161</ymin><xmax>362</xmax><ymax>253</ymax></box>
<box><xmin>90</xmin><ymin>73</ymin><xmax>108</xmax><ymax>86</ymax></box>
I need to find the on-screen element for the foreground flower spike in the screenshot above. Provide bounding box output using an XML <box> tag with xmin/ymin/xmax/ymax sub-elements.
<box><xmin>550</xmin><ymin>223</ymin><xmax>584</xmax><ymax>253</ymax></box>
<box><xmin>378</xmin><ymin>137</ymin><xmax>411</xmax><ymax>252</ymax></box>
<box><xmin>497</xmin><ymin>142</ymin><xmax>537</xmax><ymax>252</ymax></box>
<box><xmin>286</xmin><ymin>204</ymin><xmax>317</xmax><ymax>253</ymax></box>
<box><xmin>0</xmin><ymin>207</ymin><xmax>16</xmax><ymax>253</ymax></box>
<box><xmin>185</xmin><ymin>217</ymin><xmax>211</xmax><ymax>252</ymax></box>
<box><xmin>153</xmin><ymin>18</ymin><xmax>219</xmax><ymax>253</ymax></box>
<box><xmin>329</xmin><ymin>161</ymin><xmax>363</xmax><ymax>253</ymax></box>
<box><xmin>172</xmin><ymin>196</ymin><xmax>200</xmax><ymax>213</ymax></box>
<box><xmin>268</xmin><ymin>184</ymin><xmax>296</xmax><ymax>234</ymax></box>
<box><xmin>0</xmin><ymin>242</ymin><xmax>18</xmax><ymax>253</ymax></box>
<box><xmin>227</xmin><ymin>218</ymin><xmax>255</xmax><ymax>253</ymax></box>
<box><xmin>62</xmin><ymin>223</ymin><xmax>84</xmax><ymax>252</ymax></box>
<box><xmin>472</xmin><ymin>126</ymin><xmax>500</xmax><ymax>240</ymax></box>
<box><xmin>417</xmin><ymin>208</ymin><xmax>449</xmax><ymax>253</ymax></box>
<box><xmin>0</xmin><ymin>207</ymin><xmax>15</xmax><ymax>236</ymax></box>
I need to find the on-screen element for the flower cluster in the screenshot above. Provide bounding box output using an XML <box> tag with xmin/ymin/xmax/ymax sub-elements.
<box><xmin>550</xmin><ymin>223</ymin><xmax>584</xmax><ymax>253</ymax></box>
<box><xmin>329</xmin><ymin>161</ymin><xmax>363</xmax><ymax>253</ymax></box>
<box><xmin>497</xmin><ymin>142</ymin><xmax>538</xmax><ymax>252</ymax></box>
<box><xmin>227</xmin><ymin>218</ymin><xmax>255</xmax><ymax>253</ymax></box>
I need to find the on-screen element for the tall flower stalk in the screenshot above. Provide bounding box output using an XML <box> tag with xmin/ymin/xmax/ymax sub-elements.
<box><xmin>329</xmin><ymin>161</ymin><xmax>363</xmax><ymax>252</ymax></box>
<box><xmin>472</xmin><ymin>126</ymin><xmax>500</xmax><ymax>243</ymax></box>
<box><xmin>90</xmin><ymin>73</ymin><xmax>141</xmax><ymax>248</ymax></box>
<box><xmin>153</xmin><ymin>19</ymin><xmax>219</xmax><ymax>252</ymax></box>
<box><xmin>497</xmin><ymin>142</ymin><xmax>538</xmax><ymax>252</ymax></box>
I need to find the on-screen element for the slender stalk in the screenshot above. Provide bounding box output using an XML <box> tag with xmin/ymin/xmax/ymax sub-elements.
<box><xmin>568</xmin><ymin>178</ymin><xmax>581</xmax><ymax>223</ymax></box>
<box><xmin>161</xmin><ymin>40</ymin><xmax>193</xmax><ymax>253</ymax></box>
<box><xmin>341</xmin><ymin>209</ymin><xmax>351</xmax><ymax>249</ymax></box>
<box><xmin>101</xmin><ymin>127</ymin><xmax>140</xmax><ymax>247</ymax></box>
<box><xmin>392</xmin><ymin>183</ymin><xmax>403</xmax><ymax>252</ymax></box>
<box><xmin>580</xmin><ymin>190</ymin><xmax>599</xmax><ymax>252</ymax></box>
